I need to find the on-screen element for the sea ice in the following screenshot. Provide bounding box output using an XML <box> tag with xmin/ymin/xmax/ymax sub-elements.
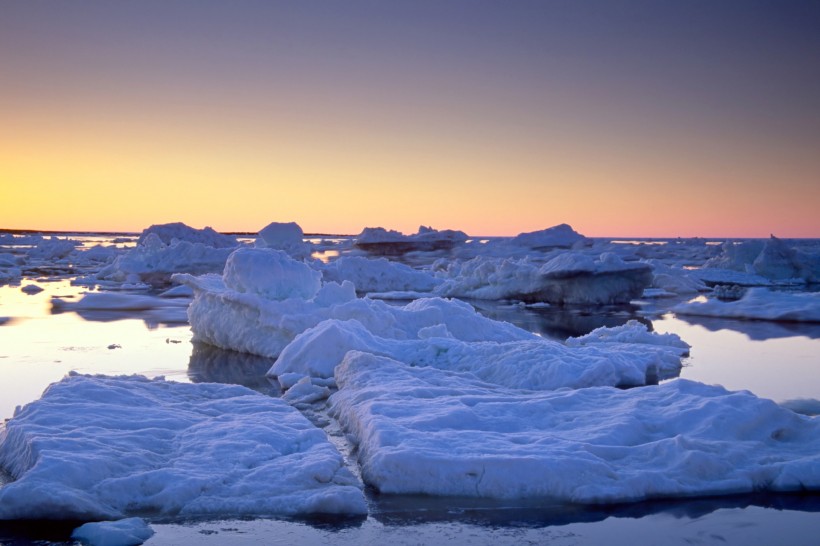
<box><xmin>71</xmin><ymin>517</ymin><xmax>154</xmax><ymax>546</ymax></box>
<box><xmin>330</xmin><ymin>352</ymin><xmax>820</xmax><ymax>503</ymax></box>
<box><xmin>435</xmin><ymin>252</ymin><xmax>652</xmax><ymax>305</ymax></box>
<box><xmin>566</xmin><ymin>320</ymin><xmax>690</xmax><ymax>356</ymax></box>
<box><xmin>270</xmin><ymin>318</ymin><xmax>684</xmax><ymax>393</ymax></box>
<box><xmin>0</xmin><ymin>373</ymin><xmax>365</xmax><ymax>520</ymax></box>
<box><xmin>51</xmin><ymin>292</ymin><xmax>190</xmax><ymax>312</ymax></box>
<box><xmin>137</xmin><ymin>222</ymin><xmax>238</xmax><ymax>248</ymax></box>
<box><xmin>354</xmin><ymin>226</ymin><xmax>468</xmax><ymax>254</ymax></box>
<box><xmin>175</xmin><ymin>249</ymin><xmax>531</xmax><ymax>359</ymax></box>
<box><xmin>673</xmin><ymin>288</ymin><xmax>820</xmax><ymax>323</ymax></box>
<box><xmin>255</xmin><ymin>221</ymin><xmax>312</xmax><ymax>259</ymax></box>
<box><xmin>96</xmin><ymin>233</ymin><xmax>236</xmax><ymax>285</ymax></box>
<box><xmin>508</xmin><ymin>223</ymin><xmax>587</xmax><ymax>249</ymax></box>
<box><xmin>320</xmin><ymin>256</ymin><xmax>441</xmax><ymax>294</ymax></box>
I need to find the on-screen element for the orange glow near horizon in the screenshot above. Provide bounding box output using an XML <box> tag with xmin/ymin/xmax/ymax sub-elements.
<box><xmin>2</xmin><ymin>3</ymin><xmax>819</xmax><ymax>239</ymax></box>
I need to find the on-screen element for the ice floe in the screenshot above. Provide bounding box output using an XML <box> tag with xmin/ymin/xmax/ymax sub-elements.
<box><xmin>508</xmin><ymin>223</ymin><xmax>588</xmax><ymax>250</ymax></box>
<box><xmin>71</xmin><ymin>517</ymin><xmax>154</xmax><ymax>546</ymax></box>
<box><xmin>354</xmin><ymin>226</ymin><xmax>468</xmax><ymax>254</ymax></box>
<box><xmin>435</xmin><ymin>252</ymin><xmax>652</xmax><ymax>305</ymax></box>
<box><xmin>0</xmin><ymin>373</ymin><xmax>365</xmax><ymax>521</ymax></box>
<box><xmin>269</xmin><ymin>318</ymin><xmax>685</xmax><ymax>393</ymax></box>
<box><xmin>255</xmin><ymin>221</ymin><xmax>312</xmax><ymax>259</ymax></box>
<box><xmin>320</xmin><ymin>256</ymin><xmax>441</xmax><ymax>294</ymax></box>
<box><xmin>673</xmin><ymin>288</ymin><xmax>820</xmax><ymax>323</ymax></box>
<box><xmin>137</xmin><ymin>222</ymin><xmax>238</xmax><ymax>248</ymax></box>
<box><xmin>330</xmin><ymin>352</ymin><xmax>820</xmax><ymax>502</ymax></box>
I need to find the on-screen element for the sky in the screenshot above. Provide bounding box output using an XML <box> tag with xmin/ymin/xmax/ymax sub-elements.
<box><xmin>1</xmin><ymin>1</ymin><xmax>819</xmax><ymax>237</ymax></box>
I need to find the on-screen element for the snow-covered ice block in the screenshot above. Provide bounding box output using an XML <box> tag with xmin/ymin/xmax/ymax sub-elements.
<box><xmin>223</xmin><ymin>247</ymin><xmax>321</xmax><ymax>301</ymax></box>
<box><xmin>0</xmin><ymin>374</ymin><xmax>365</xmax><ymax>520</ymax></box>
<box><xmin>566</xmin><ymin>320</ymin><xmax>690</xmax><ymax>356</ymax></box>
<box><xmin>354</xmin><ymin>226</ymin><xmax>467</xmax><ymax>254</ymax></box>
<box><xmin>320</xmin><ymin>256</ymin><xmax>441</xmax><ymax>294</ymax></box>
<box><xmin>176</xmin><ymin>252</ymin><xmax>532</xmax><ymax>359</ymax></box>
<box><xmin>137</xmin><ymin>222</ymin><xmax>238</xmax><ymax>248</ymax></box>
<box><xmin>97</xmin><ymin>234</ymin><xmax>235</xmax><ymax>284</ymax></box>
<box><xmin>71</xmin><ymin>518</ymin><xmax>154</xmax><ymax>546</ymax></box>
<box><xmin>330</xmin><ymin>352</ymin><xmax>820</xmax><ymax>503</ymax></box>
<box><xmin>255</xmin><ymin>221</ymin><xmax>312</xmax><ymax>258</ymax></box>
<box><xmin>271</xmin><ymin>318</ymin><xmax>684</xmax><ymax>391</ymax></box>
<box><xmin>673</xmin><ymin>288</ymin><xmax>820</xmax><ymax>323</ymax></box>
<box><xmin>436</xmin><ymin>252</ymin><xmax>652</xmax><ymax>305</ymax></box>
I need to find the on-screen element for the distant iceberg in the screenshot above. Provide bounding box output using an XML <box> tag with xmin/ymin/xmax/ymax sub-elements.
<box><xmin>354</xmin><ymin>225</ymin><xmax>468</xmax><ymax>254</ymax></box>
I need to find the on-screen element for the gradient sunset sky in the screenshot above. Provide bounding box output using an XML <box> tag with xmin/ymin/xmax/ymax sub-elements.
<box><xmin>2</xmin><ymin>1</ymin><xmax>819</xmax><ymax>237</ymax></box>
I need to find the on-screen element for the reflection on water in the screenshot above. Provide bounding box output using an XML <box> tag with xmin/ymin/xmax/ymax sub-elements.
<box><xmin>676</xmin><ymin>313</ymin><xmax>820</xmax><ymax>341</ymax></box>
<box><xmin>187</xmin><ymin>342</ymin><xmax>281</xmax><ymax>396</ymax></box>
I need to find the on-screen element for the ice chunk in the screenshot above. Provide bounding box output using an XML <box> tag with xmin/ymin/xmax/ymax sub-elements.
<box><xmin>330</xmin><ymin>352</ymin><xmax>820</xmax><ymax>503</ymax></box>
<box><xmin>436</xmin><ymin>252</ymin><xmax>652</xmax><ymax>305</ymax></box>
<box><xmin>137</xmin><ymin>222</ymin><xmax>238</xmax><ymax>248</ymax></box>
<box><xmin>255</xmin><ymin>221</ymin><xmax>311</xmax><ymax>258</ymax></box>
<box><xmin>320</xmin><ymin>256</ymin><xmax>441</xmax><ymax>293</ymax></box>
<box><xmin>566</xmin><ymin>320</ymin><xmax>690</xmax><ymax>356</ymax></box>
<box><xmin>271</xmin><ymin>318</ymin><xmax>684</xmax><ymax>391</ymax></box>
<box><xmin>176</xmin><ymin>253</ymin><xmax>531</xmax><ymax>359</ymax></box>
<box><xmin>97</xmin><ymin>237</ymin><xmax>235</xmax><ymax>285</ymax></box>
<box><xmin>673</xmin><ymin>288</ymin><xmax>820</xmax><ymax>323</ymax></box>
<box><xmin>0</xmin><ymin>374</ymin><xmax>366</xmax><ymax>520</ymax></box>
<box><xmin>71</xmin><ymin>518</ymin><xmax>154</xmax><ymax>546</ymax></box>
<box><xmin>51</xmin><ymin>292</ymin><xmax>190</xmax><ymax>312</ymax></box>
<box><xmin>354</xmin><ymin>226</ymin><xmax>467</xmax><ymax>254</ymax></box>
<box><xmin>222</xmin><ymin>248</ymin><xmax>321</xmax><ymax>301</ymax></box>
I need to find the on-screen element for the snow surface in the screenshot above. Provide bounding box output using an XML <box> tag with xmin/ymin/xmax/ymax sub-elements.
<box><xmin>566</xmin><ymin>320</ymin><xmax>690</xmax><ymax>356</ymax></box>
<box><xmin>71</xmin><ymin>517</ymin><xmax>154</xmax><ymax>546</ymax></box>
<box><xmin>270</xmin><ymin>318</ymin><xmax>685</xmax><ymax>393</ymax></box>
<box><xmin>330</xmin><ymin>352</ymin><xmax>820</xmax><ymax>502</ymax></box>
<box><xmin>673</xmin><ymin>288</ymin><xmax>820</xmax><ymax>323</ymax></box>
<box><xmin>223</xmin><ymin>247</ymin><xmax>321</xmax><ymax>301</ymax></box>
<box><xmin>0</xmin><ymin>374</ymin><xmax>365</xmax><ymax>520</ymax></box>
<box><xmin>320</xmin><ymin>256</ymin><xmax>441</xmax><ymax>294</ymax></box>
<box><xmin>255</xmin><ymin>221</ymin><xmax>311</xmax><ymax>259</ymax></box>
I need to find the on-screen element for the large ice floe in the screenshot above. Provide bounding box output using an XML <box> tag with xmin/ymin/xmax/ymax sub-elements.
<box><xmin>269</xmin><ymin>318</ymin><xmax>686</xmax><ymax>393</ymax></box>
<box><xmin>330</xmin><ymin>352</ymin><xmax>820</xmax><ymax>502</ymax></box>
<box><xmin>0</xmin><ymin>373</ymin><xmax>365</xmax><ymax>521</ymax></box>
<box><xmin>175</xmin><ymin>247</ymin><xmax>531</xmax><ymax>360</ymax></box>
<box><xmin>434</xmin><ymin>251</ymin><xmax>652</xmax><ymax>305</ymax></box>
<box><xmin>673</xmin><ymin>288</ymin><xmax>820</xmax><ymax>323</ymax></box>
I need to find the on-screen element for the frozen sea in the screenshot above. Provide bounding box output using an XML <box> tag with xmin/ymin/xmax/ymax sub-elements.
<box><xmin>1</xmin><ymin>232</ymin><xmax>819</xmax><ymax>545</ymax></box>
